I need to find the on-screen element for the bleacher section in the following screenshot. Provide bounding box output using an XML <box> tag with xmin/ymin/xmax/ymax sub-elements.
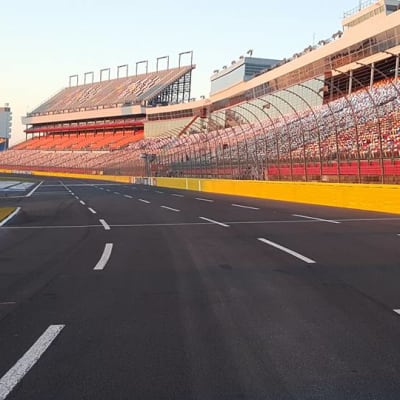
<box><xmin>13</xmin><ymin>131</ymin><xmax>144</xmax><ymax>151</ymax></box>
<box><xmin>2</xmin><ymin>79</ymin><xmax>400</xmax><ymax>181</ymax></box>
<box><xmin>29</xmin><ymin>66</ymin><xmax>193</xmax><ymax>116</ymax></box>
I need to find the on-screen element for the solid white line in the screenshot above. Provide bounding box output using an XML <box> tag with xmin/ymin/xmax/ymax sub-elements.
<box><xmin>93</xmin><ymin>243</ymin><xmax>113</xmax><ymax>271</ymax></box>
<box><xmin>0</xmin><ymin>324</ymin><xmax>65</xmax><ymax>400</ymax></box>
<box><xmin>0</xmin><ymin>207</ymin><xmax>21</xmax><ymax>227</ymax></box>
<box><xmin>199</xmin><ymin>216</ymin><xmax>229</xmax><ymax>228</ymax></box>
<box><xmin>25</xmin><ymin>181</ymin><xmax>43</xmax><ymax>197</ymax></box>
<box><xmin>293</xmin><ymin>214</ymin><xmax>340</xmax><ymax>224</ymax></box>
<box><xmin>172</xmin><ymin>194</ymin><xmax>184</xmax><ymax>198</ymax></box>
<box><xmin>138</xmin><ymin>199</ymin><xmax>150</xmax><ymax>204</ymax></box>
<box><xmin>124</xmin><ymin>195</ymin><xmax>133</xmax><ymax>199</ymax></box>
<box><xmin>258</xmin><ymin>238</ymin><xmax>316</xmax><ymax>264</ymax></box>
<box><xmin>79</xmin><ymin>200</ymin><xmax>86</xmax><ymax>206</ymax></box>
<box><xmin>88</xmin><ymin>207</ymin><xmax>97</xmax><ymax>214</ymax></box>
<box><xmin>232</xmin><ymin>204</ymin><xmax>259</xmax><ymax>210</ymax></box>
<box><xmin>195</xmin><ymin>198</ymin><xmax>214</xmax><ymax>203</ymax></box>
<box><xmin>161</xmin><ymin>206</ymin><xmax>180</xmax><ymax>212</ymax></box>
<box><xmin>99</xmin><ymin>219</ymin><xmax>110</xmax><ymax>231</ymax></box>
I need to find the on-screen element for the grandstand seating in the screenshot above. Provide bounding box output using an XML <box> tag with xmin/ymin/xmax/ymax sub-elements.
<box><xmin>2</xmin><ymin>79</ymin><xmax>400</xmax><ymax>180</ymax></box>
<box><xmin>30</xmin><ymin>67</ymin><xmax>193</xmax><ymax>115</ymax></box>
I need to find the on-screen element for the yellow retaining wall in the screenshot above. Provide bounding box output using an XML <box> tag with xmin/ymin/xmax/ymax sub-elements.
<box><xmin>154</xmin><ymin>177</ymin><xmax>400</xmax><ymax>215</ymax></box>
<box><xmin>1</xmin><ymin>168</ymin><xmax>399</xmax><ymax>214</ymax></box>
<box><xmin>0</xmin><ymin>168</ymin><xmax>133</xmax><ymax>184</ymax></box>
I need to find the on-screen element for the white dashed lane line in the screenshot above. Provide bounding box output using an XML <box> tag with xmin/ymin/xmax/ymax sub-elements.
<box><xmin>99</xmin><ymin>219</ymin><xmax>111</xmax><ymax>231</ymax></box>
<box><xmin>88</xmin><ymin>207</ymin><xmax>97</xmax><ymax>214</ymax></box>
<box><xmin>257</xmin><ymin>238</ymin><xmax>316</xmax><ymax>264</ymax></box>
<box><xmin>79</xmin><ymin>200</ymin><xmax>86</xmax><ymax>206</ymax></box>
<box><xmin>138</xmin><ymin>199</ymin><xmax>151</xmax><ymax>204</ymax></box>
<box><xmin>160</xmin><ymin>206</ymin><xmax>180</xmax><ymax>212</ymax></box>
<box><xmin>199</xmin><ymin>216</ymin><xmax>230</xmax><ymax>228</ymax></box>
<box><xmin>195</xmin><ymin>198</ymin><xmax>214</xmax><ymax>203</ymax></box>
<box><xmin>171</xmin><ymin>194</ymin><xmax>184</xmax><ymax>198</ymax></box>
<box><xmin>93</xmin><ymin>243</ymin><xmax>113</xmax><ymax>271</ymax></box>
<box><xmin>293</xmin><ymin>214</ymin><xmax>340</xmax><ymax>224</ymax></box>
<box><xmin>232</xmin><ymin>204</ymin><xmax>259</xmax><ymax>210</ymax></box>
<box><xmin>0</xmin><ymin>324</ymin><xmax>65</xmax><ymax>400</ymax></box>
<box><xmin>155</xmin><ymin>191</ymin><xmax>164</xmax><ymax>194</ymax></box>
<box><xmin>124</xmin><ymin>195</ymin><xmax>133</xmax><ymax>199</ymax></box>
<box><xmin>114</xmin><ymin>192</ymin><xmax>120</xmax><ymax>195</ymax></box>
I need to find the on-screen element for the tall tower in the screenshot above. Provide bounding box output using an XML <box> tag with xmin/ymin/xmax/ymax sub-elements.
<box><xmin>0</xmin><ymin>103</ymin><xmax>12</xmax><ymax>151</ymax></box>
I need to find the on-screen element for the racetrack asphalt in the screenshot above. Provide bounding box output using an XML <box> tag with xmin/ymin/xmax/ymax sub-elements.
<box><xmin>0</xmin><ymin>173</ymin><xmax>400</xmax><ymax>399</ymax></box>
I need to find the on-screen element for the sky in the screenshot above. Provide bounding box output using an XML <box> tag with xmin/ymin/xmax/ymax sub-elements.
<box><xmin>1</xmin><ymin>0</ymin><xmax>356</xmax><ymax>145</ymax></box>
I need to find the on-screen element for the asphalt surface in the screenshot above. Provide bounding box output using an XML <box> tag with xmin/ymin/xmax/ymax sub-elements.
<box><xmin>0</xmin><ymin>173</ymin><xmax>400</xmax><ymax>399</ymax></box>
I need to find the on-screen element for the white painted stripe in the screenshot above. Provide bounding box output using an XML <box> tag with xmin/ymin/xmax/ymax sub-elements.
<box><xmin>258</xmin><ymin>238</ymin><xmax>316</xmax><ymax>264</ymax></box>
<box><xmin>161</xmin><ymin>206</ymin><xmax>180</xmax><ymax>212</ymax></box>
<box><xmin>79</xmin><ymin>200</ymin><xmax>86</xmax><ymax>206</ymax></box>
<box><xmin>25</xmin><ymin>181</ymin><xmax>43</xmax><ymax>197</ymax></box>
<box><xmin>114</xmin><ymin>192</ymin><xmax>120</xmax><ymax>195</ymax></box>
<box><xmin>74</xmin><ymin>196</ymin><xmax>79</xmax><ymax>200</ymax></box>
<box><xmin>232</xmin><ymin>204</ymin><xmax>259</xmax><ymax>210</ymax></box>
<box><xmin>155</xmin><ymin>191</ymin><xmax>164</xmax><ymax>194</ymax></box>
<box><xmin>199</xmin><ymin>216</ymin><xmax>229</xmax><ymax>228</ymax></box>
<box><xmin>0</xmin><ymin>324</ymin><xmax>65</xmax><ymax>400</ymax></box>
<box><xmin>99</xmin><ymin>187</ymin><xmax>104</xmax><ymax>190</ymax></box>
<box><xmin>172</xmin><ymin>194</ymin><xmax>184</xmax><ymax>198</ymax></box>
<box><xmin>0</xmin><ymin>302</ymin><xmax>16</xmax><ymax>305</ymax></box>
<box><xmin>196</xmin><ymin>198</ymin><xmax>214</xmax><ymax>203</ymax></box>
<box><xmin>106</xmin><ymin>189</ymin><xmax>111</xmax><ymax>192</ymax></box>
<box><xmin>99</xmin><ymin>219</ymin><xmax>110</xmax><ymax>231</ymax></box>
<box><xmin>88</xmin><ymin>207</ymin><xmax>97</xmax><ymax>214</ymax></box>
<box><xmin>93</xmin><ymin>243</ymin><xmax>113</xmax><ymax>271</ymax></box>
<box><xmin>138</xmin><ymin>199</ymin><xmax>150</xmax><ymax>204</ymax></box>
<box><xmin>394</xmin><ymin>309</ymin><xmax>400</xmax><ymax>315</ymax></box>
<box><xmin>0</xmin><ymin>207</ymin><xmax>21</xmax><ymax>227</ymax></box>
<box><xmin>124</xmin><ymin>195</ymin><xmax>133</xmax><ymax>199</ymax></box>
<box><xmin>293</xmin><ymin>214</ymin><xmax>340</xmax><ymax>224</ymax></box>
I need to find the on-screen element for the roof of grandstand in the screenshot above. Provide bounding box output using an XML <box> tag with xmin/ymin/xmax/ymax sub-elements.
<box><xmin>30</xmin><ymin>65</ymin><xmax>194</xmax><ymax>116</ymax></box>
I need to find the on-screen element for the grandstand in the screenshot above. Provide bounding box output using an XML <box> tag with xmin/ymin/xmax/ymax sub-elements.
<box><xmin>1</xmin><ymin>0</ymin><xmax>400</xmax><ymax>183</ymax></box>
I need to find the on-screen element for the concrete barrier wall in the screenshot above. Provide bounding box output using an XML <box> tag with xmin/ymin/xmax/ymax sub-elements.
<box><xmin>154</xmin><ymin>177</ymin><xmax>400</xmax><ymax>215</ymax></box>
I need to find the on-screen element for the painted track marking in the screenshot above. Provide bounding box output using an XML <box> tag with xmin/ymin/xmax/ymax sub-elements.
<box><xmin>196</xmin><ymin>198</ymin><xmax>214</xmax><ymax>203</ymax></box>
<box><xmin>94</xmin><ymin>243</ymin><xmax>113</xmax><ymax>270</ymax></box>
<box><xmin>258</xmin><ymin>238</ymin><xmax>316</xmax><ymax>264</ymax></box>
<box><xmin>0</xmin><ymin>324</ymin><xmax>65</xmax><ymax>400</ymax></box>
<box><xmin>161</xmin><ymin>206</ymin><xmax>180</xmax><ymax>212</ymax></box>
<box><xmin>232</xmin><ymin>204</ymin><xmax>259</xmax><ymax>210</ymax></box>
<box><xmin>25</xmin><ymin>181</ymin><xmax>43</xmax><ymax>197</ymax></box>
<box><xmin>199</xmin><ymin>216</ymin><xmax>229</xmax><ymax>228</ymax></box>
<box><xmin>88</xmin><ymin>207</ymin><xmax>97</xmax><ymax>214</ymax></box>
<box><xmin>0</xmin><ymin>207</ymin><xmax>21</xmax><ymax>227</ymax></box>
<box><xmin>79</xmin><ymin>200</ymin><xmax>86</xmax><ymax>206</ymax></box>
<box><xmin>172</xmin><ymin>194</ymin><xmax>184</xmax><ymax>198</ymax></box>
<box><xmin>293</xmin><ymin>214</ymin><xmax>340</xmax><ymax>224</ymax></box>
<box><xmin>124</xmin><ymin>195</ymin><xmax>133</xmax><ymax>199</ymax></box>
<box><xmin>99</xmin><ymin>219</ymin><xmax>110</xmax><ymax>231</ymax></box>
<box><xmin>138</xmin><ymin>199</ymin><xmax>150</xmax><ymax>204</ymax></box>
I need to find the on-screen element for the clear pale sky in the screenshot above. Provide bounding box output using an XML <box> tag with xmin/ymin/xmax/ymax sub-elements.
<box><xmin>1</xmin><ymin>0</ymin><xmax>355</xmax><ymax>145</ymax></box>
